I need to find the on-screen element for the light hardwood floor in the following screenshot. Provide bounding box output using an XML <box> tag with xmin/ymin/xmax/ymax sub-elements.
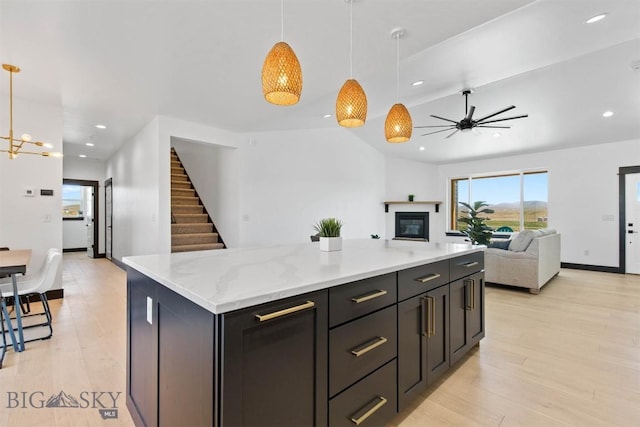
<box><xmin>1</xmin><ymin>253</ymin><xmax>639</xmax><ymax>426</ymax></box>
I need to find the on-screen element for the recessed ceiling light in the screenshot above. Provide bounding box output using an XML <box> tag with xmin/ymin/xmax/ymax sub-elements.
<box><xmin>85</xmin><ymin>142</ymin><xmax>94</xmax><ymax>147</ymax></box>
<box><xmin>79</xmin><ymin>154</ymin><xmax>87</xmax><ymax>158</ymax></box>
<box><xmin>323</xmin><ymin>114</ymin><xmax>332</xmax><ymax>119</ymax></box>
<box><xmin>412</xmin><ymin>80</ymin><xmax>424</xmax><ymax>87</ymax></box>
<box><xmin>586</xmin><ymin>13</ymin><xmax>607</xmax><ymax>24</ymax></box>
<box><xmin>602</xmin><ymin>111</ymin><xmax>614</xmax><ymax>117</ymax></box>
<box><xmin>419</xmin><ymin>146</ymin><xmax>425</xmax><ymax>151</ymax></box>
<box><xmin>95</xmin><ymin>124</ymin><xmax>106</xmax><ymax>129</ymax></box>
<box><xmin>493</xmin><ymin>133</ymin><xmax>501</xmax><ymax>138</ymax></box>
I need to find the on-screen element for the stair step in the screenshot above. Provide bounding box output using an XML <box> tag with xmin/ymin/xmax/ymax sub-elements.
<box><xmin>171</xmin><ymin>167</ymin><xmax>186</xmax><ymax>175</ymax></box>
<box><xmin>172</xmin><ymin>233</ymin><xmax>219</xmax><ymax>246</ymax></box>
<box><xmin>171</xmin><ymin>174</ymin><xmax>189</xmax><ymax>182</ymax></box>
<box><xmin>171</xmin><ymin>181</ymin><xmax>192</xmax><ymax>190</ymax></box>
<box><xmin>173</xmin><ymin>214</ymin><xmax>208</xmax><ymax>223</ymax></box>
<box><xmin>172</xmin><ymin>205</ymin><xmax>204</xmax><ymax>214</ymax></box>
<box><xmin>172</xmin><ymin>223</ymin><xmax>214</xmax><ymax>234</ymax></box>
<box><xmin>172</xmin><ymin>196</ymin><xmax>200</xmax><ymax>205</ymax></box>
<box><xmin>172</xmin><ymin>188</ymin><xmax>196</xmax><ymax>197</ymax></box>
<box><xmin>171</xmin><ymin>243</ymin><xmax>224</xmax><ymax>253</ymax></box>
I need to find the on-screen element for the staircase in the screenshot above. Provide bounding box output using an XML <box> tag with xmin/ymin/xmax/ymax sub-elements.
<box><xmin>171</xmin><ymin>148</ymin><xmax>225</xmax><ymax>253</ymax></box>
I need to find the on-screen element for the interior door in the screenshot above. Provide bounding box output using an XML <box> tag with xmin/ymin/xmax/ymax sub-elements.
<box><xmin>626</xmin><ymin>173</ymin><xmax>640</xmax><ymax>274</ymax></box>
<box><xmin>85</xmin><ymin>187</ymin><xmax>95</xmax><ymax>258</ymax></box>
<box><xmin>105</xmin><ymin>178</ymin><xmax>113</xmax><ymax>260</ymax></box>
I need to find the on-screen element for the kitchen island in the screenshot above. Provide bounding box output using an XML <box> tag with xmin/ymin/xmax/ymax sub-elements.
<box><xmin>124</xmin><ymin>239</ymin><xmax>485</xmax><ymax>427</ymax></box>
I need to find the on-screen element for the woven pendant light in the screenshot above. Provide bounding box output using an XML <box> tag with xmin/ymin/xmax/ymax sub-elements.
<box><xmin>385</xmin><ymin>28</ymin><xmax>412</xmax><ymax>143</ymax></box>
<box><xmin>262</xmin><ymin>0</ymin><xmax>302</xmax><ymax>106</ymax></box>
<box><xmin>262</xmin><ymin>41</ymin><xmax>302</xmax><ymax>105</ymax></box>
<box><xmin>336</xmin><ymin>79</ymin><xmax>367</xmax><ymax>127</ymax></box>
<box><xmin>385</xmin><ymin>103</ymin><xmax>412</xmax><ymax>142</ymax></box>
<box><xmin>336</xmin><ymin>0</ymin><xmax>367</xmax><ymax>128</ymax></box>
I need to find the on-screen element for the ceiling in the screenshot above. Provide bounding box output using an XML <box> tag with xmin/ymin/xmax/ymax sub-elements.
<box><xmin>0</xmin><ymin>0</ymin><xmax>638</xmax><ymax>163</ymax></box>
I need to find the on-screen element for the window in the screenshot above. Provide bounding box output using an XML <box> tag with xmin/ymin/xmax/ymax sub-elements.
<box><xmin>451</xmin><ymin>171</ymin><xmax>548</xmax><ymax>232</ymax></box>
<box><xmin>62</xmin><ymin>184</ymin><xmax>84</xmax><ymax>219</ymax></box>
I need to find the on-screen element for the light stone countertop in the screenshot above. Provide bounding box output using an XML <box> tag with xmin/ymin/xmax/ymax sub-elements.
<box><xmin>123</xmin><ymin>239</ymin><xmax>483</xmax><ymax>314</ymax></box>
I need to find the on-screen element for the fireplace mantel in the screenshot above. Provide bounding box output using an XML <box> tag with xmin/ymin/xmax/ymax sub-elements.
<box><xmin>383</xmin><ymin>200</ymin><xmax>442</xmax><ymax>213</ymax></box>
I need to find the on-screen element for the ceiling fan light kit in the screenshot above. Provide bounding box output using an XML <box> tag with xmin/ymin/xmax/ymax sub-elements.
<box><xmin>414</xmin><ymin>89</ymin><xmax>528</xmax><ymax>138</ymax></box>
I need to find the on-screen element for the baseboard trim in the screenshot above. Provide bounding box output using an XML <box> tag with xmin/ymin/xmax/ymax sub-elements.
<box><xmin>63</xmin><ymin>248</ymin><xmax>87</xmax><ymax>253</ymax></box>
<box><xmin>111</xmin><ymin>257</ymin><xmax>127</xmax><ymax>271</ymax></box>
<box><xmin>96</xmin><ymin>253</ymin><xmax>106</xmax><ymax>259</ymax></box>
<box><xmin>561</xmin><ymin>263</ymin><xmax>622</xmax><ymax>274</ymax></box>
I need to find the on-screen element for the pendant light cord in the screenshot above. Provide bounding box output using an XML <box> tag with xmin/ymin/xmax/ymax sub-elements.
<box><xmin>349</xmin><ymin>0</ymin><xmax>353</xmax><ymax>78</ymax></box>
<box><xmin>280</xmin><ymin>0</ymin><xmax>284</xmax><ymax>41</ymax></box>
<box><xmin>396</xmin><ymin>35</ymin><xmax>400</xmax><ymax>102</ymax></box>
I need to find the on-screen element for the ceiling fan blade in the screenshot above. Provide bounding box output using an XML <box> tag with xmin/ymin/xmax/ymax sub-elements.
<box><xmin>476</xmin><ymin>114</ymin><xmax>529</xmax><ymax>125</ymax></box>
<box><xmin>421</xmin><ymin>127</ymin><xmax>457</xmax><ymax>137</ymax></box>
<box><xmin>476</xmin><ymin>125</ymin><xmax>511</xmax><ymax>129</ymax></box>
<box><xmin>445</xmin><ymin>129</ymin><xmax>459</xmax><ymax>139</ymax></box>
<box><xmin>430</xmin><ymin>114</ymin><xmax>459</xmax><ymax>124</ymax></box>
<box><xmin>474</xmin><ymin>105</ymin><xmax>515</xmax><ymax>123</ymax></box>
<box><xmin>414</xmin><ymin>125</ymin><xmax>457</xmax><ymax>129</ymax></box>
<box><xmin>465</xmin><ymin>105</ymin><xmax>475</xmax><ymax>121</ymax></box>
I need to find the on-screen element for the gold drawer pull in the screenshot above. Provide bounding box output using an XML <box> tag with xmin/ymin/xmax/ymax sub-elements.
<box><xmin>351</xmin><ymin>289</ymin><xmax>388</xmax><ymax>304</ymax></box>
<box><xmin>350</xmin><ymin>396</ymin><xmax>388</xmax><ymax>425</ymax></box>
<box><xmin>461</xmin><ymin>261</ymin><xmax>479</xmax><ymax>268</ymax></box>
<box><xmin>415</xmin><ymin>273</ymin><xmax>441</xmax><ymax>283</ymax></box>
<box><xmin>255</xmin><ymin>301</ymin><xmax>315</xmax><ymax>322</ymax></box>
<box><xmin>351</xmin><ymin>336</ymin><xmax>388</xmax><ymax>357</ymax></box>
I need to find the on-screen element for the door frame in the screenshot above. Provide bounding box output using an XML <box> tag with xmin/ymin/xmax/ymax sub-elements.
<box><xmin>63</xmin><ymin>178</ymin><xmax>99</xmax><ymax>258</ymax></box>
<box><xmin>619</xmin><ymin>165</ymin><xmax>640</xmax><ymax>273</ymax></box>
<box><xmin>105</xmin><ymin>178</ymin><xmax>113</xmax><ymax>260</ymax></box>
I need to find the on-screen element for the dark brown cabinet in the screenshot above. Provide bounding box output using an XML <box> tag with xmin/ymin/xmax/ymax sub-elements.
<box><xmin>450</xmin><ymin>272</ymin><xmax>485</xmax><ymax>364</ymax></box>
<box><xmin>221</xmin><ymin>291</ymin><xmax>328</xmax><ymax>427</ymax></box>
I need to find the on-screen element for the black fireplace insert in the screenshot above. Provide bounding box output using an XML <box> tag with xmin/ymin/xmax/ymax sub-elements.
<box><xmin>395</xmin><ymin>212</ymin><xmax>429</xmax><ymax>240</ymax></box>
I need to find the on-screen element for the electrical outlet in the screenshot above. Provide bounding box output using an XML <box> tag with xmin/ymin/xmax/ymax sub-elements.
<box><xmin>242</xmin><ymin>214</ymin><xmax>250</xmax><ymax>221</ymax></box>
<box><xmin>584</xmin><ymin>250</ymin><xmax>590</xmax><ymax>256</ymax></box>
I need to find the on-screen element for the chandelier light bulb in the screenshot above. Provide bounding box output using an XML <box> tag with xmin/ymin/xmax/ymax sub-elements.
<box><xmin>21</xmin><ymin>133</ymin><xmax>32</xmax><ymax>141</ymax></box>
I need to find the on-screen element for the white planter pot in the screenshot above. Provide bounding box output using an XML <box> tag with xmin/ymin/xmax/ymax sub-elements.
<box><xmin>319</xmin><ymin>237</ymin><xmax>342</xmax><ymax>252</ymax></box>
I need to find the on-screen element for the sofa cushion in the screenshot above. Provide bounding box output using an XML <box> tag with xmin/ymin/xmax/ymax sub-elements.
<box><xmin>488</xmin><ymin>240</ymin><xmax>510</xmax><ymax>250</ymax></box>
<box><xmin>509</xmin><ymin>230</ymin><xmax>535</xmax><ymax>252</ymax></box>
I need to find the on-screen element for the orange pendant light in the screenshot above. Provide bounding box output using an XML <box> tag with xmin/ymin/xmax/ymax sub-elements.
<box><xmin>385</xmin><ymin>29</ymin><xmax>412</xmax><ymax>143</ymax></box>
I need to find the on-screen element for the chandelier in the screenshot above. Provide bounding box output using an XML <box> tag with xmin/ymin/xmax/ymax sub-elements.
<box><xmin>0</xmin><ymin>64</ymin><xmax>61</xmax><ymax>159</ymax></box>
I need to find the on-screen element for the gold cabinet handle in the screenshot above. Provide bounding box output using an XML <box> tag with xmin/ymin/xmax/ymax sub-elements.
<box><xmin>351</xmin><ymin>336</ymin><xmax>388</xmax><ymax>357</ymax></box>
<box><xmin>255</xmin><ymin>300</ymin><xmax>315</xmax><ymax>322</ymax></box>
<box><xmin>351</xmin><ymin>289</ymin><xmax>388</xmax><ymax>304</ymax></box>
<box><xmin>350</xmin><ymin>396</ymin><xmax>388</xmax><ymax>425</ymax></box>
<box><xmin>464</xmin><ymin>279</ymin><xmax>473</xmax><ymax>310</ymax></box>
<box><xmin>420</xmin><ymin>297</ymin><xmax>428</xmax><ymax>337</ymax></box>
<box><xmin>471</xmin><ymin>279</ymin><xmax>476</xmax><ymax>310</ymax></box>
<box><xmin>461</xmin><ymin>261</ymin><xmax>479</xmax><ymax>268</ymax></box>
<box><xmin>415</xmin><ymin>273</ymin><xmax>441</xmax><ymax>283</ymax></box>
<box><xmin>430</xmin><ymin>296</ymin><xmax>436</xmax><ymax>337</ymax></box>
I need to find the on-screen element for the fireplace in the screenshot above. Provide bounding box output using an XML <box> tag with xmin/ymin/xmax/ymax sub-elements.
<box><xmin>395</xmin><ymin>212</ymin><xmax>429</xmax><ymax>241</ymax></box>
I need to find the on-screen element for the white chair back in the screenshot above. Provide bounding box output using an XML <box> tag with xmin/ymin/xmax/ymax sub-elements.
<box><xmin>35</xmin><ymin>250</ymin><xmax>62</xmax><ymax>294</ymax></box>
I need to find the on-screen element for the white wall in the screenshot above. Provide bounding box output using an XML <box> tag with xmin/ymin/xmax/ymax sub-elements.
<box><xmin>0</xmin><ymin>97</ymin><xmax>63</xmax><ymax>288</ymax></box>
<box><xmin>240</xmin><ymin>128</ymin><xmax>386</xmax><ymax>246</ymax></box>
<box><xmin>384</xmin><ymin>157</ymin><xmax>440</xmax><ymax>240</ymax></box>
<box><xmin>63</xmin><ymin>156</ymin><xmax>107</xmax><ymax>254</ymax></box>
<box><xmin>172</xmin><ymin>139</ymin><xmax>240</xmax><ymax>248</ymax></box>
<box><xmin>434</xmin><ymin>139</ymin><xmax>640</xmax><ymax>267</ymax></box>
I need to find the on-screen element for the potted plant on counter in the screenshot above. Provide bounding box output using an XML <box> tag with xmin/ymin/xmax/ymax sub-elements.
<box><xmin>313</xmin><ymin>217</ymin><xmax>343</xmax><ymax>251</ymax></box>
<box><xmin>408</xmin><ymin>194</ymin><xmax>415</xmax><ymax>202</ymax></box>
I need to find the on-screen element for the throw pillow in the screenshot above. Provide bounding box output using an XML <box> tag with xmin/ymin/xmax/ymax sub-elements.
<box><xmin>488</xmin><ymin>240</ymin><xmax>510</xmax><ymax>250</ymax></box>
<box><xmin>508</xmin><ymin>229</ymin><xmax>535</xmax><ymax>252</ymax></box>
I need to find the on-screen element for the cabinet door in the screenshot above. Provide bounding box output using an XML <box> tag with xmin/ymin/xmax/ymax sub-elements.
<box><xmin>222</xmin><ymin>291</ymin><xmax>328</xmax><ymax>427</ymax></box>
<box><xmin>450</xmin><ymin>272</ymin><xmax>485</xmax><ymax>365</ymax></box>
<box><xmin>397</xmin><ymin>294</ymin><xmax>428</xmax><ymax>411</ymax></box>
<box><xmin>426</xmin><ymin>285</ymin><xmax>449</xmax><ymax>386</ymax></box>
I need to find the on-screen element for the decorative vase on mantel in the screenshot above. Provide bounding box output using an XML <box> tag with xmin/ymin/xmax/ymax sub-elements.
<box><xmin>319</xmin><ymin>237</ymin><xmax>342</xmax><ymax>252</ymax></box>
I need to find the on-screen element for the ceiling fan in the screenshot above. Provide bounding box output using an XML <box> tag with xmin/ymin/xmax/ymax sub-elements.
<box><xmin>414</xmin><ymin>89</ymin><xmax>528</xmax><ymax>138</ymax></box>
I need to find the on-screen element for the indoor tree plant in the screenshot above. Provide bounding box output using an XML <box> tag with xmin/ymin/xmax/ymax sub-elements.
<box><xmin>313</xmin><ymin>217</ymin><xmax>343</xmax><ymax>251</ymax></box>
<box><xmin>458</xmin><ymin>201</ymin><xmax>494</xmax><ymax>246</ymax></box>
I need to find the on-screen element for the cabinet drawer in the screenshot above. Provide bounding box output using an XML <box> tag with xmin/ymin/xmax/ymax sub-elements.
<box><xmin>329</xmin><ymin>272</ymin><xmax>396</xmax><ymax>327</ymax></box>
<box><xmin>329</xmin><ymin>360</ymin><xmax>397</xmax><ymax>427</ymax></box>
<box><xmin>450</xmin><ymin>251</ymin><xmax>484</xmax><ymax>281</ymax></box>
<box><xmin>329</xmin><ymin>305</ymin><xmax>397</xmax><ymax>397</ymax></box>
<box><xmin>398</xmin><ymin>259</ymin><xmax>449</xmax><ymax>301</ymax></box>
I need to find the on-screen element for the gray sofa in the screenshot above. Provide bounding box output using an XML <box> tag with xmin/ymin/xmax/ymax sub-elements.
<box><xmin>485</xmin><ymin>229</ymin><xmax>561</xmax><ymax>294</ymax></box>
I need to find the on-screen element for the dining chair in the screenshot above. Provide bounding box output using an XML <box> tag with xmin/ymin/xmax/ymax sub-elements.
<box><xmin>1</xmin><ymin>248</ymin><xmax>62</xmax><ymax>341</ymax></box>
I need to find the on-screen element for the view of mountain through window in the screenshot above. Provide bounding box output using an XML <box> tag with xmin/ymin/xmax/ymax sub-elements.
<box><xmin>451</xmin><ymin>171</ymin><xmax>548</xmax><ymax>232</ymax></box>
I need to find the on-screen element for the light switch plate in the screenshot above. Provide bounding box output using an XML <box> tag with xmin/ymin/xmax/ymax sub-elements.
<box><xmin>24</xmin><ymin>188</ymin><xmax>35</xmax><ymax>197</ymax></box>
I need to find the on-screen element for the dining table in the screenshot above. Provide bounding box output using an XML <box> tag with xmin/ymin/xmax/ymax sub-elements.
<box><xmin>0</xmin><ymin>249</ymin><xmax>32</xmax><ymax>366</ymax></box>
